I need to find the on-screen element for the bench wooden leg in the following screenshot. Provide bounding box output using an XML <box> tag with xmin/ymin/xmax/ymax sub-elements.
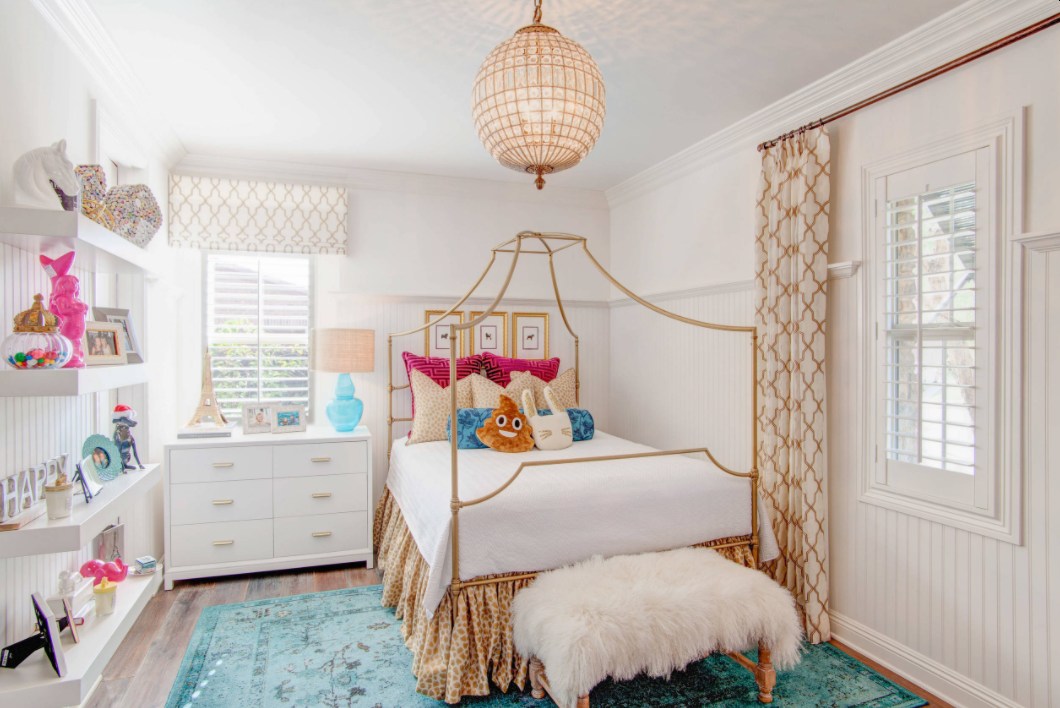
<box><xmin>754</xmin><ymin>641</ymin><xmax>777</xmax><ymax>704</ymax></box>
<box><xmin>529</xmin><ymin>656</ymin><xmax>546</xmax><ymax>699</ymax></box>
<box><xmin>530</xmin><ymin>656</ymin><xmax>590</xmax><ymax>706</ymax></box>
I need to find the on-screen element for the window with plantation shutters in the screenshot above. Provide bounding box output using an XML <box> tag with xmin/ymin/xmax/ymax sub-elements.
<box><xmin>869</xmin><ymin>146</ymin><xmax>996</xmax><ymax>513</ymax></box>
<box><xmin>204</xmin><ymin>254</ymin><xmax>311</xmax><ymax>420</ymax></box>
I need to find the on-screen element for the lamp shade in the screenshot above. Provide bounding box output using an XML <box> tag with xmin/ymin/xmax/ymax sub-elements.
<box><xmin>313</xmin><ymin>328</ymin><xmax>374</xmax><ymax>373</ymax></box>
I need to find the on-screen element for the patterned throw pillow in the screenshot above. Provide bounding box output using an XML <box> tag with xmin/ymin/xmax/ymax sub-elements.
<box><xmin>402</xmin><ymin>351</ymin><xmax>482</xmax><ymax>414</ymax></box>
<box><xmin>479</xmin><ymin>352</ymin><xmax>559</xmax><ymax>386</ymax></box>
<box><xmin>448</xmin><ymin>407</ymin><xmax>595</xmax><ymax>449</ymax></box>
<box><xmin>510</xmin><ymin>368</ymin><xmax>577</xmax><ymax>409</ymax></box>
<box><xmin>407</xmin><ymin>369</ymin><xmax>474</xmax><ymax>444</ymax></box>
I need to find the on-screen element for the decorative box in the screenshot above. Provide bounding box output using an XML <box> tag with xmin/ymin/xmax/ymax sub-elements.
<box><xmin>105</xmin><ymin>184</ymin><xmax>162</xmax><ymax>248</ymax></box>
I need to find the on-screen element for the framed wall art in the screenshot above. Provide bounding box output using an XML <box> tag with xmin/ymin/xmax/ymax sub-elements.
<box><xmin>469</xmin><ymin>311</ymin><xmax>508</xmax><ymax>356</ymax></box>
<box><xmin>424</xmin><ymin>310</ymin><xmax>465</xmax><ymax>356</ymax></box>
<box><xmin>82</xmin><ymin>322</ymin><xmax>126</xmax><ymax>366</ymax></box>
<box><xmin>92</xmin><ymin>307</ymin><xmax>142</xmax><ymax>364</ymax></box>
<box><xmin>512</xmin><ymin>312</ymin><xmax>549</xmax><ymax>359</ymax></box>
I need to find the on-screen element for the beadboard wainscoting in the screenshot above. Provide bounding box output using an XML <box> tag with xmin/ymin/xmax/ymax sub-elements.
<box><xmin>826</xmin><ymin>233</ymin><xmax>1060</xmax><ymax>708</ymax></box>
<box><xmin>607</xmin><ymin>283</ymin><xmax>755</xmax><ymax>472</ymax></box>
<box><xmin>321</xmin><ymin>295</ymin><xmax>611</xmax><ymax>508</ymax></box>
<box><xmin>0</xmin><ymin>243</ymin><xmax>160</xmax><ymax>647</ymax></box>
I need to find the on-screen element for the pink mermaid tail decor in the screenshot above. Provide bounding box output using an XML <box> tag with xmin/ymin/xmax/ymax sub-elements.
<box><xmin>40</xmin><ymin>251</ymin><xmax>88</xmax><ymax>368</ymax></box>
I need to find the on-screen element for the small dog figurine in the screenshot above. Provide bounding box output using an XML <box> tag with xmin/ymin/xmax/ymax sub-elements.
<box><xmin>112</xmin><ymin>404</ymin><xmax>144</xmax><ymax>470</ymax></box>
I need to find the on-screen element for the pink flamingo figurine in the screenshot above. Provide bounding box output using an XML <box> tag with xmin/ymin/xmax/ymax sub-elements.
<box><xmin>40</xmin><ymin>252</ymin><xmax>88</xmax><ymax>368</ymax></box>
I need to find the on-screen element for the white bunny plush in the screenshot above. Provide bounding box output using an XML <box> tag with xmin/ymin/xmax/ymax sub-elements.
<box><xmin>521</xmin><ymin>386</ymin><xmax>573</xmax><ymax>451</ymax></box>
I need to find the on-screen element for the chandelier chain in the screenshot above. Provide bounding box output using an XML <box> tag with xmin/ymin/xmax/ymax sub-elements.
<box><xmin>533</xmin><ymin>0</ymin><xmax>542</xmax><ymax>24</ymax></box>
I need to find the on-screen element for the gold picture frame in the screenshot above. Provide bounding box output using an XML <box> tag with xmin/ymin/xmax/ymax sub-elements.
<box><xmin>469</xmin><ymin>311</ymin><xmax>508</xmax><ymax>356</ymax></box>
<box><xmin>511</xmin><ymin>312</ymin><xmax>550</xmax><ymax>359</ymax></box>
<box><xmin>82</xmin><ymin>321</ymin><xmax>127</xmax><ymax>366</ymax></box>
<box><xmin>424</xmin><ymin>310</ymin><xmax>465</xmax><ymax>356</ymax></box>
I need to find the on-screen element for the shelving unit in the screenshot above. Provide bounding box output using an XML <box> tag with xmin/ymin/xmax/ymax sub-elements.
<box><xmin>0</xmin><ymin>205</ymin><xmax>158</xmax><ymax>276</ymax></box>
<box><xmin>0</xmin><ymin>363</ymin><xmax>149</xmax><ymax>397</ymax></box>
<box><xmin>0</xmin><ymin>465</ymin><xmax>161</xmax><ymax>559</ymax></box>
<box><xmin>0</xmin><ymin>569</ymin><xmax>162</xmax><ymax>706</ymax></box>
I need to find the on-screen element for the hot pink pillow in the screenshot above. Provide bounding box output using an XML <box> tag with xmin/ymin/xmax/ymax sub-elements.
<box><xmin>402</xmin><ymin>352</ymin><xmax>482</xmax><ymax>414</ymax></box>
<box><xmin>479</xmin><ymin>352</ymin><xmax>560</xmax><ymax>386</ymax></box>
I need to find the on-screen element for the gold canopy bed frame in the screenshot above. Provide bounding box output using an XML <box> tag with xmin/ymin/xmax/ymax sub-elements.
<box><xmin>379</xmin><ymin>231</ymin><xmax>764</xmax><ymax>703</ymax></box>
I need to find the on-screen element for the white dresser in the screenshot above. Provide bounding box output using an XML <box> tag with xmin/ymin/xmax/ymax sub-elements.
<box><xmin>163</xmin><ymin>426</ymin><xmax>372</xmax><ymax>590</ymax></box>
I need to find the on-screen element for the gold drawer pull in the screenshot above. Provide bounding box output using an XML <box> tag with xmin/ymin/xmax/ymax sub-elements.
<box><xmin>212</xmin><ymin>462</ymin><xmax>235</xmax><ymax>468</ymax></box>
<box><xmin>212</xmin><ymin>540</ymin><xmax>234</xmax><ymax>546</ymax></box>
<box><xmin>212</xmin><ymin>499</ymin><xmax>234</xmax><ymax>506</ymax></box>
<box><xmin>311</xmin><ymin>492</ymin><xmax>333</xmax><ymax>499</ymax></box>
<box><xmin>312</xmin><ymin>531</ymin><xmax>333</xmax><ymax>538</ymax></box>
<box><xmin>311</xmin><ymin>456</ymin><xmax>332</xmax><ymax>463</ymax></box>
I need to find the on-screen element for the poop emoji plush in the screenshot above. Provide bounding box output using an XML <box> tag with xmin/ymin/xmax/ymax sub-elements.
<box><xmin>476</xmin><ymin>395</ymin><xmax>535</xmax><ymax>453</ymax></box>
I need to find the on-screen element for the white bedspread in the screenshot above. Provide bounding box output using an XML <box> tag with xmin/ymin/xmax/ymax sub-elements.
<box><xmin>387</xmin><ymin>432</ymin><xmax>780</xmax><ymax>616</ymax></box>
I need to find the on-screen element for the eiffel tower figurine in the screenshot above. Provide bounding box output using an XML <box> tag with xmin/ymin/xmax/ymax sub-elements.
<box><xmin>186</xmin><ymin>350</ymin><xmax>228</xmax><ymax>427</ymax></box>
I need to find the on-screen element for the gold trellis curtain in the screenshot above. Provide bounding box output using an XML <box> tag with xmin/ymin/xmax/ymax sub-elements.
<box><xmin>168</xmin><ymin>175</ymin><xmax>348</xmax><ymax>254</ymax></box>
<box><xmin>754</xmin><ymin>126</ymin><xmax>831</xmax><ymax>643</ymax></box>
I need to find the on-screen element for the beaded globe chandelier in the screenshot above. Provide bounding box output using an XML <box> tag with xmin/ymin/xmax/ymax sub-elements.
<box><xmin>472</xmin><ymin>0</ymin><xmax>606</xmax><ymax>190</ymax></box>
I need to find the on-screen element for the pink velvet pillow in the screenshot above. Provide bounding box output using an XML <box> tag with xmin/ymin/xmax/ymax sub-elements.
<box><xmin>402</xmin><ymin>352</ymin><xmax>483</xmax><ymax>414</ymax></box>
<box><xmin>479</xmin><ymin>351</ymin><xmax>560</xmax><ymax>386</ymax></box>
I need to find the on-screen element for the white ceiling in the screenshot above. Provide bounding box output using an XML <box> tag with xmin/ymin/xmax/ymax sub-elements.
<box><xmin>88</xmin><ymin>0</ymin><xmax>963</xmax><ymax>190</ymax></box>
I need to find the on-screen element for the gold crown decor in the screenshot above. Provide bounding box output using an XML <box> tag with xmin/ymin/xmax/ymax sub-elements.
<box><xmin>472</xmin><ymin>0</ymin><xmax>606</xmax><ymax>190</ymax></box>
<box><xmin>13</xmin><ymin>294</ymin><xmax>60</xmax><ymax>333</ymax></box>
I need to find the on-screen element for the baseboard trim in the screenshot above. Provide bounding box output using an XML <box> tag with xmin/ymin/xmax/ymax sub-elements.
<box><xmin>829</xmin><ymin>611</ymin><xmax>1023</xmax><ymax>708</ymax></box>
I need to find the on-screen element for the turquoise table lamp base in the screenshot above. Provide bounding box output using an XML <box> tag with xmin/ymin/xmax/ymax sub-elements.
<box><xmin>326</xmin><ymin>373</ymin><xmax>364</xmax><ymax>433</ymax></box>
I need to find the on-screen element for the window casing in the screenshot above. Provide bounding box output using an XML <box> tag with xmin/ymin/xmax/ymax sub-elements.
<box><xmin>204</xmin><ymin>254</ymin><xmax>312</xmax><ymax>421</ymax></box>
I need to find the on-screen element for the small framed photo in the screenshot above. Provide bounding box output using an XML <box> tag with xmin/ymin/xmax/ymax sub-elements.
<box><xmin>271</xmin><ymin>404</ymin><xmax>307</xmax><ymax>433</ymax></box>
<box><xmin>242</xmin><ymin>403</ymin><xmax>272</xmax><ymax>434</ymax></box>
<box><xmin>424</xmin><ymin>310</ymin><xmax>465</xmax><ymax>356</ymax></box>
<box><xmin>92</xmin><ymin>307</ymin><xmax>143</xmax><ymax>364</ymax></box>
<box><xmin>469</xmin><ymin>311</ymin><xmax>508</xmax><ymax>356</ymax></box>
<box><xmin>82</xmin><ymin>322</ymin><xmax>127</xmax><ymax>365</ymax></box>
<box><xmin>512</xmin><ymin>312</ymin><xmax>550</xmax><ymax>359</ymax></box>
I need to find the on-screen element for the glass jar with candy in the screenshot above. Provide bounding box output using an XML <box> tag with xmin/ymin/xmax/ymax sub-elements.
<box><xmin>2</xmin><ymin>294</ymin><xmax>73</xmax><ymax>369</ymax></box>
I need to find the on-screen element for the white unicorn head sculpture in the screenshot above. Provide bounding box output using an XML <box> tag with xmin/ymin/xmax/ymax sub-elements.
<box><xmin>13</xmin><ymin>140</ymin><xmax>80</xmax><ymax>210</ymax></box>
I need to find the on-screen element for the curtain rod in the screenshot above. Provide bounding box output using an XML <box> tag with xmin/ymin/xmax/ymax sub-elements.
<box><xmin>757</xmin><ymin>12</ymin><xmax>1060</xmax><ymax>152</ymax></box>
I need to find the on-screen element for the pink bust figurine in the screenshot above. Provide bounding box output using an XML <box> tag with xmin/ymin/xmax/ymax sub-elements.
<box><xmin>40</xmin><ymin>252</ymin><xmax>88</xmax><ymax>368</ymax></box>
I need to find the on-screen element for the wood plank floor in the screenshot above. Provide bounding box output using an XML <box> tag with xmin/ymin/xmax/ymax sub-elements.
<box><xmin>87</xmin><ymin>565</ymin><xmax>950</xmax><ymax>707</ymax></box>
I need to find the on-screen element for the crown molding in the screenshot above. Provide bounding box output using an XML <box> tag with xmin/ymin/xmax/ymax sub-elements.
<box><xmin>605</xmin><ymin>0</ymin><xmax>1058</xmax><ymax>207</ymax></box>
<box><xmin>31</xmin><ymin>0</ymin><xmax>187</xmax><ymax>166</ymax></box>
<box><xmin>174</xmin><ymin>154</ymin><xmax>610</xmax><ymax>210</ymax></box>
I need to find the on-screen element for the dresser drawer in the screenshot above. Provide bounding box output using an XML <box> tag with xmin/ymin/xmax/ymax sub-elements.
<box><xmin>170</xmin><ymin>480</ymin><xmax>272</xmax><ymax>526</ymax></box>
<box><xmin>274</xmin><ymin>512</ymin><xmax>367</xmax><ymax>557</ymax></box>
<box><xmin>169</xmin><ymin>446</ymin><xmax>272</xmax><ymax>484</ymax></box>
<box><xmin>170</xmin><ymin>519</ymin><xmax>273</xmax><ymax>567</ymax></box>
<box><xmin>273</xmin><ymin>441</ymin><xmax>366</xmax><ymax>478</ymax></box>
<box><xmin>273</xmin><ymin>474</ymin><xmax>367</xmax><ymax>518</ymax></box>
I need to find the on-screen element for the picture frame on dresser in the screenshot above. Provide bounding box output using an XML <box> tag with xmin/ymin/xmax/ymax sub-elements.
<box><xmin>162</xmin><ymin>426</ymin><xmax>374</xmax><ymax>591</ymax></box>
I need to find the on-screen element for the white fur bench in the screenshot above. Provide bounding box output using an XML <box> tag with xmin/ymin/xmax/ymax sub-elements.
<box><xmin>512</xmin><ymin>547</ymin><xmax>802</xmax><ymax>708</ymax></box>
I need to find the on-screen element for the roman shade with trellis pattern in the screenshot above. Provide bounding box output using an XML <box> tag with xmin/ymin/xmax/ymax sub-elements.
<box><xmin>168</xmin><ymin>174</ymin><xmax>348</xmax><ymax>254</ymax></box>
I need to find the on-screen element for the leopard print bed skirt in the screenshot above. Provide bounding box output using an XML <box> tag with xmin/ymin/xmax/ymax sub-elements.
<box><xmin>373</xmin><ymin>486</ymin><xmax>755</xmax><ymax>704</ymax></box>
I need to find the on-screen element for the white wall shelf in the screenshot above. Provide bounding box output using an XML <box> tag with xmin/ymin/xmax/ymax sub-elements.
<box><xmin>0</xmin><ymin>205</ymin><xmax>157</xmax><ymax>276</ymax></box>
<box><xmin>0</xmin><ymin>363</ymin><xmax>149</xmax><ymax>397</ymax></box>
<box><xmin>0</xmin><ymin>569</ymin><xmax>162</xmax><ymax>706</ymax></box>
<box><xmin>0</xmin><ymin>464</ymin><xmax>161</xmax><ymax>559</ymax></box>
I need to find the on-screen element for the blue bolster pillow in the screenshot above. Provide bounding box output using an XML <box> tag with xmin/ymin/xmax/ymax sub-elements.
<box><xmin>447</xmin><ymin>407</ymin><xmax>595</xmax><ymax>449</ymax></box>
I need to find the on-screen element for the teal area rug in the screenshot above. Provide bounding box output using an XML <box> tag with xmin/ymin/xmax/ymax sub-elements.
<box><xmin>166</xmin><ymin>585</ymin><xmax>926</xmax><ymax>708</ymax></box>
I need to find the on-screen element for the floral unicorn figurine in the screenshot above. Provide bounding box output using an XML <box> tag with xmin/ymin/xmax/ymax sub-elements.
<box><xmin>40</xmin><ymin>251</ymin><xmax>88</xmax><ymax>368</ymax></box>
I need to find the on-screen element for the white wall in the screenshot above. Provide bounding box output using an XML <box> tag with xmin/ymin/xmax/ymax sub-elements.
<box><xmin>0</xmin><ymin>1</ymin><xmax>180</xmax><ymax>646</ymax></box>
<box><xmin>605</xmin><ymin>27</ymin><xmax>1060</xmax><ymax>708</ymax></box>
